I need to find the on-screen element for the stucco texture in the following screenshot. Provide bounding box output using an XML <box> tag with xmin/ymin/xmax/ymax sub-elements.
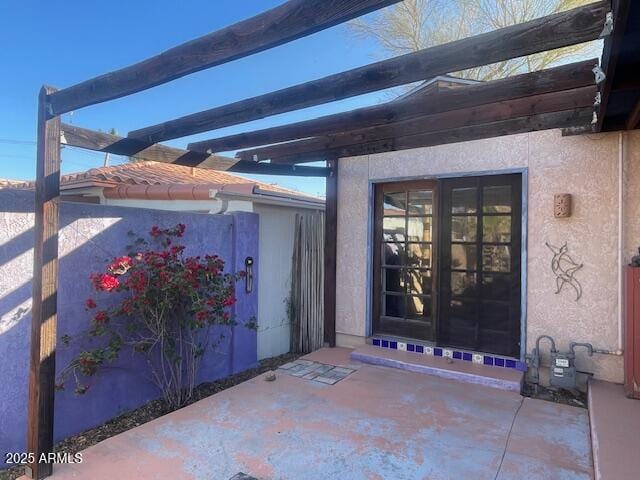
<box><xmin>336</xmin><ymin>129</ymin><xmax>640</xmax><ymax>383</ymax></box>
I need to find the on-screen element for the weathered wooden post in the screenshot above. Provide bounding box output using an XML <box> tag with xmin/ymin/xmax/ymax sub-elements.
<box><xmin>323</xmin><ymin>157</ymin><xmax>338</xmax><ymax>347</ymax></box>
<box><xmin>26</xmin><ymin>85</ymin><xmax>61</xmax><ymax>479</ymax></box>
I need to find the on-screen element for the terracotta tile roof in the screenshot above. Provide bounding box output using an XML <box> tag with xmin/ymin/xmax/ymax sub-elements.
<box><xmin>3</xmin><ymin>162</ymin><xmax>322</xmax><ymax>204</ymax></box>
<box><xmin>64</xmin><ymin>161</ymin><xmax>312</xmax><ymax>196</ymax></box>
<box><xmin>0</xmin><ymin>178</ymin><xmax>31</xmax><ymax>189</ymax></box>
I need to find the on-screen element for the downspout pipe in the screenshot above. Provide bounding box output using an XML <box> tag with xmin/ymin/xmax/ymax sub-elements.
<box><xmin>616</xmin><ymin>131</ymin><xmax>625</xmax><ymax>354</ymax></box>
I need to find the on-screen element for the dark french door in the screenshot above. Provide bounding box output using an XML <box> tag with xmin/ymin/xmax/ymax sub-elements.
<box><xmin>373</xmin><ymin>174</ymin><xmax>522</xmax><ymax>357</ymax></box>
<box><xmin>373</xmin><ymin>181</ymin><xmax>437</xmax><ymax>342</ymax></box>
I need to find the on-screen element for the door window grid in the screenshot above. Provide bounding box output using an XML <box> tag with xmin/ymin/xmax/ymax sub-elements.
<box><xmin>441</xmin><ymin>178</ymin><xmax>520</xmax><ymax>357</ymax></box>
<box><xmin>374</xmin><ymin>176</ymin><xmax>520</xmax><ymax>356</ymax></box>
<box><xmin>380</xmin><ymin>189</ymin><xmax>434</xmax><ymax>330</ymax></box>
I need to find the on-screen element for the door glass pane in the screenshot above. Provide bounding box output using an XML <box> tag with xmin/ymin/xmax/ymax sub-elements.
<box><xmin>451</xmin><ymin>272</ymin><xmax>477</xmax><ymax>297</ymax></box>
<box><xmin>383</xmin><ymin>242</ymin><xmax>405</xmax><ymax>266</ymax></box>
<box><xmin>479</xmin><ymin>302</ymin><xmax>513</xmax><ymax>355</ymax></box>
<box><xmin>483</xmin><ymin>216</ymin><xmax>511</xmax><ymax>243</ymax></box>
<box><xmin>451</xmin><ymin>244</ymin><xmax>477</xmax><ymax>270</ymax></box>
<box><xmin>383</xmin><ymin>217</ymin><xmax>405</xmax><ymax>241</ymax></box>
<box><xmin>483</xmin><ymin>186</ymin><xmax>512</xmax><ymax>213</ymax></box>
<box><xmin>407</xmin><ymin>243</ymin><xmax>431</xmax><ymax>268</ymax></box>
<box><xmin>408</xmin><ymin>190</ymin><xmax>433</xmax><ymax>215</ymax></box>
<box><xmin>452</xmin><ymin>188</ymin><xmax>477</xmax><ymax>213</ymax></box>
<box><xmin>383</xmin><ymin>268</ymin><xmax>405</xmax><ymax>293</ymax></box>
<box><xmin>408</xmin><ymin>217</ymin><xmax>432</xmax><ymax>242</ymax></box>
<box><xmin>452</xmin><ymin>216</ymin><xmax>477</xmax><ymax>242</ymax></box>
<box><xmin>384</xmin><ymin>192</ymin><xmax>406</xmax><ymax>215</ymax></box>
<box><xmin>481</xmin><ymin>274</ymin><xmax>511</xmax><ymax>300</ymax></box>
<box><xmin>384</xmin><ymin>294</ymin><xmax>406</xmax><ymax>318</ymax></box>
<box><xmin>480</xmin><ymin>302</ymin><xmax>510</xmax><ymax>332</ymax></box>
<box><xmin>407</xmin><ymin>269</ymin><xmax>432</xmax><ymax>295</ymax></box>
<box><xmin>482</xmin><ymin>245</ymin><xmax>511</xmax><ymax>272</ymax></box>
<box><xmin>450</xmin><ymin>299</ymin><xmax>477</xmax><ymax>329</ymax></box>
<box><xmin>407</xmin><ymin>295</ymin><xmax>431</xmax><ymax>321</ymax></box>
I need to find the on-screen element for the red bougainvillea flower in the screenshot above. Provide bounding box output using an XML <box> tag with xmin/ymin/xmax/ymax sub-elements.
<box><xmin>175</xmin><ymin>223</ymin><xmax>186</xmax><ymax>237</ymax></box>
<box><xmin>107</xmin><ymin>256</ymin><xmax>133</xmax><ymax>275</ymax></box>
<box><xmin>99</xmin><ymin>274</ymin><xmax>120</xmax><ymax>292</ymax></box>
<box><xmin>85</xmin><ymin>298</ymin><xmax>97</xmax><ymax>309</ymax></box>
<box><xmin>90</xmin><ymin>273</ymin><xmax>120</xmax><ymax>292</ymax></box>
<box><xmin>120</xmin><ymin>300</ymin><xmax>132</xmax><ymax>315</ymax></box>
<box><xmin>94</xmin><ymin>311</ymin><xmax>108</xmax><ymax>324</ymax></box>
<box><xmin>222</xmin><ymin>296</ymin><xmax>236</xmax><ymax>307</ymax></box>
<box><xmin>150</xmin><ymin>225</ymin><xmax>163</xmax><ymax>238</ymax></box>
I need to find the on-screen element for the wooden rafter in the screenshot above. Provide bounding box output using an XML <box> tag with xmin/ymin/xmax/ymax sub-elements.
<box><xmin>627</xmin><ymin>99</ymin><xmax>640</xmax><ymax>130</ymax></box>
<box><xmin>61</xmin><ymin>124</ymin><xmax>329</xmax><ymax>177</ymax></box>
<box><xmin>594</xmin><ymin>0</ymin><xmax>632</xmax><ymax>132</ymax></box>
<box><xmin>191</xmin><ymin>60</ymin><xmax>597</xmax><ymax>153</ymax></box>
<box><xmin>237</xmin><ymin>88</ymin><xmax>596</xmax><ymax>162</ymax></box>
<box><xmin>266</xmin><ymin>108</ymin><xmax>594</xmax><ymax>164</ymax></box>
<box><xmin>48</xmin><ymin>0</ymin><xmax>402</xmax><ymax>115</ymax></box>
<box><xmin>129</xmin><ymin>1</ymin><xmax>608</xmax><ymax>144</ymax></box>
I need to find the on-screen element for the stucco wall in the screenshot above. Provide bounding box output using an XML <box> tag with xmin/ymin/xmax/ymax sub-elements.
<box><xmin>0</xmin><ymin>190</ymin><xmax>258</xmax><ymax>469</ymax></box>
<box><xmin>336</xmin><ymin>129</ymin><xmax>640</xmax><ymax>383</ymax></box>
<box><xmin>253</xmin><ymin>204</ymin><xmax>324</xmax><ymax>359</ymax></box>
<box><xmin>90</xmin><ymin>196</ymin><xmax>323</xmax><ymax>360</ymax></box>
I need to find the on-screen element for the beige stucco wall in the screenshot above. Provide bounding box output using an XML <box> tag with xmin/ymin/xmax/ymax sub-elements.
<box><xmin>336</xmin><ymin>129</ymin><xmax>640</xmax><ymax>383</ymax></box>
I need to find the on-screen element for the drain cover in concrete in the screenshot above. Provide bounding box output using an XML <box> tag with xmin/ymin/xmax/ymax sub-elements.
<box><xmin>278</xmin><ymin>359</ymin><xmax>355</xmax><ymax>385</ymax></box>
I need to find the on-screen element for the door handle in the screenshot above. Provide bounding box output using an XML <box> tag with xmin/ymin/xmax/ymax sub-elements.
<box><xmin>244</xmin><ymin>256</ymin><xmax>254</xmax><ymax>293</ymax></box>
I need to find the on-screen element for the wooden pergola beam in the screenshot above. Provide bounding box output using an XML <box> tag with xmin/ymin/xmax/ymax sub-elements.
<box><xmin>129</xmin><ymin>1</ymin><xmax>608</xmax><ymax>144</ymax></box>
<box><xmin>626</xmin><ymin>98</ymin><xmax>640</xmax><ymax>130</ymax></box>
<box><xmin>237</xmin><ymin>87</ymin><xmax>597</xmax><ymax>162</ymax></box>
<box><xmin>26</xmin><ymin>86</ymin><xmax>61</xmax><ymax>479</ymax></box>
<box><xmin>47</xmin><ymin>0</ymin><xmax>402</xmax><ymax>115</ymax></box>
<box><xmin>61</xmin><ymin>124</ymin><xmax>329</xmax><ymax>177</ymax></box>
<box><xmin>267</xmin><ymin>108</ymin><xmax>594</xmax><ymax>164</ymax></box>
<box><xmin>189</xmin><ymin>60</ymin><xmax>597</xmax><ymax>153</ymax></box>
<box><xmin>594</xmin><ymin>0</ymin><xmax>632</xmax><ymax>132</ymax></box>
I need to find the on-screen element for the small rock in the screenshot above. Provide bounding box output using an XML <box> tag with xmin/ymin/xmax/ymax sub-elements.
<box><xmin>264</xmin><ymin>371</ymin><xmax>276</xmax><ymax>382</ymax></box>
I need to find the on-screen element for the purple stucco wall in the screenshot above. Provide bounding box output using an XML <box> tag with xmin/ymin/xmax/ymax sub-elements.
<box><xmin>0</xmin><ymin>190</ymin><xmax>258</xmax><ymax>469</ymax></box>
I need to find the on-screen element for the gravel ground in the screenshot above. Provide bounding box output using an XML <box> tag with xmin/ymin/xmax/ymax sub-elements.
<box><xmin>0</xmin><ymin>352</ymin><xmax>300</xmax><ymax>480</ymax></box>
<box><xmin>522</xmin><ymin>381</ymin><xmax>588</xmax><ymax>409</ymax></box>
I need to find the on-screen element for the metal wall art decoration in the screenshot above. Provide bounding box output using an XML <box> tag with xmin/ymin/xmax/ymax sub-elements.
<box><xmin>545</xmin><ymin>242</ymin><xmax>583</xmax><ymax>301</ymax></box>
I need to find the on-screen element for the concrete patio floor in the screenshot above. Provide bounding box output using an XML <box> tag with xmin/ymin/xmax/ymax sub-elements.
<box><xmin>42</xmin><ymin>348</ymin><xmax>593</xmax><ymax>480</ymax></box>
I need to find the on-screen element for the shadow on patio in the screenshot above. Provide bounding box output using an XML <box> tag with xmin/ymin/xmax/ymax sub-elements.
<box><xmin>38</xmin><ymin>347</ymin><xmax>592</xmax><ymax>480</ymax></box>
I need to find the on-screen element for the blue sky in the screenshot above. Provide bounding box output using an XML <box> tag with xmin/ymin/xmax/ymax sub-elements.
<box><xmin>0</xmin><ymin>0</ymin><xmax>395</xmax><ymax>197</ymax></box>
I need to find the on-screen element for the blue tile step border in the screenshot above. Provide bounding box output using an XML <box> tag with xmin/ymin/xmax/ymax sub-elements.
<box><xmin>370</xmin><ymin>338</ymin><xmax>527</xmax><ymax>372</ymax></box>
<box><xmin>353</xmin><ymin>344</ymin><xmax>524</xmax><ymax>392</ymax></box>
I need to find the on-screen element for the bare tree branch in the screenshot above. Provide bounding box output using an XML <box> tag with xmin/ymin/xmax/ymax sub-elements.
<box><xmin>348</xmin><ymin>0</ymin><xmax>599</xmax><ymax>82</ymax></box>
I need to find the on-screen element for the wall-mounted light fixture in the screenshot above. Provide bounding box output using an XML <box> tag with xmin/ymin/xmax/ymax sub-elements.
<box><xmin>554</xmin><ymin>194</ymin><xmax>572</xmax><ymax>218</ymax></box>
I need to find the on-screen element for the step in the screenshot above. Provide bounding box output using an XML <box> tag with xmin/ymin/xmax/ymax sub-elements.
<box><xmin>351</xmin><ymin>344</ymin><xmax>523</xmax><ymax>392</ymax></box>
<box><xmin>588</xmin><ymin>379</ymin><xmax>640</xmax><ymax>480</ymax></box>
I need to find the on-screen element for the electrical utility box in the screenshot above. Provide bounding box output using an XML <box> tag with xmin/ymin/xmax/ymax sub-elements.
<box><xmin>625</xmin><ymin>266</ymin><xmax>640</xmax><ymax>399</ymax></box>
<box><xmin>550</xmin><ymin>351</ymin><xmax>577</xmax><ymax>389</ymax></box>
